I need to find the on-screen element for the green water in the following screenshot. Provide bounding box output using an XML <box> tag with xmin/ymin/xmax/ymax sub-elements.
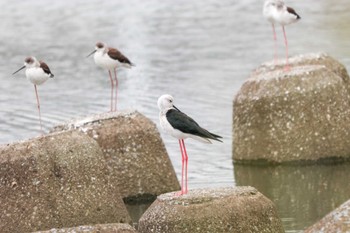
<box><xmin>235</xmin><ymin>163</ymin><xmax>350</xmax><ymax>232</ymax></box>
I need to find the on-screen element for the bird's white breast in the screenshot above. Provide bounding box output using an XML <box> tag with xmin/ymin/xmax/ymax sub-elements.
<box><xmin>94</xmin><ymin>51</ymin><xmax>120</xmax><ymax>70</ymax></box>
<box><xmin>25</xmin><ymin>67</ymin><xmax>49</xmax><ymax>85</ymax></box>
<box><xmin>263</xmin><ymin>6</ymin><xmax>274</xmax><ymax>23</ymax></box>
<box><xmin>159</xmin><ymin>111</ymin><xmax>187</xmax><ymax>140</ymax></box>
<box><xmin>264</xmin><ymin>4</ymin><xmax>298</xmax><ymax>26</ymax></box>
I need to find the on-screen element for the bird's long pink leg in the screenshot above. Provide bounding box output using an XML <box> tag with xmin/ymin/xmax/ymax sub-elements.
<box><xmin>177</xmin><ymin>139</ymin><xmax>185</xmax><ymax>195</ymax></box>
<box><xmin>181</xmin><ymin>139</ymin><xmax>188</xmax><ymax>194</ymax></box>
<box><xmin>34</xmin><ymin>85</ymin><xmax>43</xmax><ymax>134</ymax></box>
<box><xmin>108</xmin><ymin>70</ymin><xmax>114</xmax><ymax>112</ymax></box>
<box><xmin>282</xmin><ymin>26</ymin><xmax>290</xmax><ymax>71</ymax></box>
<box><xmin>114</xmin><ymin>68</ymin><xmax>118</xmax><ymax>112</ymax></box>
<box><xmin>272</xmin><ymin>24</ymin><xmax>278</xmax><ymax>65</ymax></box>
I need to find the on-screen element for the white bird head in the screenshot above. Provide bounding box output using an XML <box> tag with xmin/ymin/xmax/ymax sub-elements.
<box><xmin>157</xmin><ymin>94</ymin><xmax>174</xmax><ymax>111</ymax></box>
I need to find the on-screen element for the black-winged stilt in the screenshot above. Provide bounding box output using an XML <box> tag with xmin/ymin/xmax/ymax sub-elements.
<box><xmin>87</xmin><ymin>42</ymin><xmax>134</xmax><ymax>112</ymax></box>
<box><xmin>157</xmin><ymin>94</ymin><xmax>222</xmax><ymax>195</ymax></box>
<box><xmin>13</xmin><ymin>56</ymin><xmax>54</xmax><ymax>133</ymax></box>
<box><xmin>263</xmin><ymin>0</ymin><xmax>300</xmax><ymax>70</ymax></box>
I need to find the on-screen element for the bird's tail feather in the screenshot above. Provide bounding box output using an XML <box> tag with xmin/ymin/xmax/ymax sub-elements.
<box><xmin>211</xmin><ymin>136</ymin><xmax>223</xmax><ymax>143</ymax></box>
<box><xmin>207</xmin><ymin>131</ymin><xmax>223</xmax><ymax>142</ymax></box>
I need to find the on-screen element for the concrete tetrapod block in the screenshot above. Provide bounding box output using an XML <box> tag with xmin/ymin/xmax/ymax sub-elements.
<box><xmin>254</xmin><ymin>53</ymin><xmax>350</xmax><ymax>84</ymax></box>
<box><xmin>233</xmin><ymin>65</ymin><xmax>350</xmax><ymax>164</ymax></box>
<box><xmin>138</xmin><ymin>186</ymin><xmax>284</xmax><ymax>233</ymax></box>
<box><xmin>52</xmin><ymin>110</ymin><xmax>180</xmax><ymax>202</ymax></box>
<box><xmin>304</xmin><ymin>199</ymin><xmax>350</xmax><ymax>233</ymax></box>
<box><xmin>0</xmin><ymin>131</ymin><xmax>131</xmax><ymax>233</ymax></box>
<box><xmin>32</xmin><ymin>223</ymin><xmax>137</xmax><ymax>233</ymax></box>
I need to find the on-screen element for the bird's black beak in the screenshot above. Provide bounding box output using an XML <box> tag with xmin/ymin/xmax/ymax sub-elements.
<box><xmin>12</xmin><ymin>66</ymin><xmax>25</xmax><ymax>75</ymax></box>
<box><xmin>173</xmin><ymin>105</ymin><xmax>181</xmax><ymax>112</ymax></box>
<box><xmin>86</xmin><ymin>50</ymin><xmax>97</xmax><ymax>58</ymax></box>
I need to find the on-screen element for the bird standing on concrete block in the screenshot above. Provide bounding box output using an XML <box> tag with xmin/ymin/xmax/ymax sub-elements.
<box><xmin>157</xmin><ymin>94</ymin><xmax>222</xmax><ymax>195</ymax></box>
<box><xmin>263</xmin><ymin>0</ymin><xmax>301</xmax><ymax>71</ymax></box>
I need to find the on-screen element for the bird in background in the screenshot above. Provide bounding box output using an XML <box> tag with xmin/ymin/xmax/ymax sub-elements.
<box><xmin>263</xmin><ymin>0</ymin><xmax>300</xmax><ymax>71</ymax></box>
<box><xmin>158</xmin><ymin>94</ymin><xmax>222</xmax><ymax>195</ymax></box>
<box><xmin>13</xmin><ymin>56</ymin><xmax>54</xmax><ymax>133</ymax></box>
<box><xmin>87</xmin><ymin>42</ymin><xmax>134</xmax><ymax>112</ymax></box>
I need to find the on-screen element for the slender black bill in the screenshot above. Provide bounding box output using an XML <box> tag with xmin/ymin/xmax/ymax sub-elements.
<box><xmin>12</xmin><ymin>66</ymin><xmax>25</xmax><ymax>75</ymax></box>
<box><xmin>173</xmin><ymin>105</ymin><xmax>182</xmax><ymax>112</ymax></box>
<box><xmin>86</xmin><ymin>50</ymin><xmax>97</xmax><ymax>58</ymax></box>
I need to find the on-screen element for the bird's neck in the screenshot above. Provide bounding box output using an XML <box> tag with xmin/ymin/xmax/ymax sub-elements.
<box><xmin>160</xmin><ymin>110</ymin><xmax>167</xmax><ymax>116</ymax></box>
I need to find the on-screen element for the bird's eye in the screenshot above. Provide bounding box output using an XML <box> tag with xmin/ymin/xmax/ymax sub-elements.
<box><xmin>169</xmin><ymin>99</ymin><xmax>173</xmax><ymax>103</ymax></box>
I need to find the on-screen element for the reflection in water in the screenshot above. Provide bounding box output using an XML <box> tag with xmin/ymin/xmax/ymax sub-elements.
<box><xmin>125</xmin><ymin>202</ymin><xmax>152</xmax><ymax>229</ymax></box>
<box><xmin>234</xmin><ymin>163</ymin><xmax>350</xmax><ymax>232</ymax></box>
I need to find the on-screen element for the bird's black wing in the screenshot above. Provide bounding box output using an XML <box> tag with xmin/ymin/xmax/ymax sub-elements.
<box><xmin>166</xmin><ymin>109</ymin><xmax>222</xmax><ymax>142</ymax></box>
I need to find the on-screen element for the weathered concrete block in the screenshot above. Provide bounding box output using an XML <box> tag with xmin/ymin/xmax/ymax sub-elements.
<box><xmin>233</xmin><ymin>64</ymin><xmax>350</xmax><ymax>164</ymax></box>
<box><xmin>305</xmin><ymin>199</ymin><xmax>350</xmax><ymax>233</ymax></box>
<box><xmin>53</xmin><ymin>110</ymin><xmax>180</xmax><ymax>201</ymax></box>
<box><xmin>254</xmin><ymin>53</ymin><xmax>350</xmax><ymax>84</ymax></box>
<box><xmin>32</xmin><ymin>223</ymin><xmax>137</xmax><ymax>233</ymax></box>
<box><xmin>0</xmin><ymin>131</ymin><xmax>131</xmax><ymax>233</ymax></box>
<box><xmin>138</xmin><ymin>187</ymin><xmax>284</xmax><ymax>233</ymax></box>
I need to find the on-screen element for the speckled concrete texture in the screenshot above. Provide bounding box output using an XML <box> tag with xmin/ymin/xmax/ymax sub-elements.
<box><xmin>52</xmin><ymin>110</ymin><xmax>180</xmax><ymax>201</ymax></box>
<box><xmin>305</xmin><ymin>199</ymin><xmax>350</xmax><ymax>233</ymax></box>
<box><xmin>233</xmin><ymin>58</ymin><xmax>350</xmax><ymax>164</ymax></box>
<box><xmin>0</xmin><ymin>131</ymin><xmax>131</xmax><ymax>233</ymax></box>
<box><xmin>32</xmin><ymin>223</ymin><xmax>138</xmax><ymax>233</ymax></box>
<box><xmin>254</xmin><ymin>53</ymin><xmax>350</xmax><ymax>84</ymax></box>
<box><xmin>138</xmin><ymin>186</ymin><xmax>284</xmax><ymax>233</ymax></box>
